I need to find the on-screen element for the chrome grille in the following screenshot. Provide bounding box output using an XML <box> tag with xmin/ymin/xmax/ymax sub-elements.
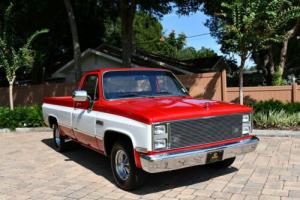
<box><xmin>169</xmin><ymin>114</ymin><xmax>243</xmax><ymax>149</ymax></box>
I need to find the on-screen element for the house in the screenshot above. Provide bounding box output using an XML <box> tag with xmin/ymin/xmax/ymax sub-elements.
<box><xmin>52</xmin><ymin>44</ymin><xmax>228</xmax><ymax>83</ymax></box>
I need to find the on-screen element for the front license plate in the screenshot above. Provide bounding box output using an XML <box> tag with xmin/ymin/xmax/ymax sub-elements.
<box><xmin>206</xmin><ymin>150</ymin><xmax>224</xmax><ymax>164</ymax></box>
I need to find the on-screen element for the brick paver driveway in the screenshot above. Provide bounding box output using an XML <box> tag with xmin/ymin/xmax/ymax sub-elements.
<box><xmin>1</xmin><ymin>132</ymin><xmax>300</xmax><ymax>200</ymax></box>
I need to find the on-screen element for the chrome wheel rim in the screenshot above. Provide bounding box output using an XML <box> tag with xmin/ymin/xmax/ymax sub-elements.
<box><xmin>115</xmin><ymin>150</ymin><xmax>130</xmax><ymax>181</ymax></box>
<box><xmin>54</xmin><ymin>126</ymin><xmax>61</xmax><ymax>147</ymax></box>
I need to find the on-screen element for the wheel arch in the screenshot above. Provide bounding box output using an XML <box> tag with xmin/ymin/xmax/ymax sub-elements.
<box><xmin>103</xmin><ymin>129</ymin><xmax>136</xmax><ymax>155</ymax></box>
<box><xmin>48</xmin><ymin>115</ymin><xmax>58</xmax><ymax>128</ymax></box>
<box><xmin>103</xmin><ymin>129</ymin><xmax>141</xmax><ymax>168</ymax></box>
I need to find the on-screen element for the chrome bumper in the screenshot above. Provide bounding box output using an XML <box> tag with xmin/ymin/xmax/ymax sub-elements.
<box><xmin>140</xmin><ymin>136</ymin><xmax>259</xmax><ymax>173</ymax></box>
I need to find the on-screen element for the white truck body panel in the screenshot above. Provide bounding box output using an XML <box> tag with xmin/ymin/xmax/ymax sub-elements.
<box><xmin>42</xmin><ymin>103</ymin><xmax>152</xmax><ymax>151</ymax></box>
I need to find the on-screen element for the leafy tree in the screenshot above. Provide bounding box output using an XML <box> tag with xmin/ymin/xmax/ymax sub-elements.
<box><xmin>202</xmin><ymin>0</ymin><xmax>300</xmax><ymax>85</ymax></box>
<box><xmin>0</xmin><ymin>0</ymin><xmax>114</xmax><ymax>84</ymax></box>
<box><xmin>105</xmin><ymin>16</ymin><xmax>217</xmax><ymax>60</ymax></box>
<box><xmin>103</xmin><ymin>13</ymin><xmax>180</xmax><ymax>57</ymax></box>
<box><xmin>157</xmin><ymin>30</ymin><xmax>187</xmax><ymax>57</ymax></box>
<box><xmin>277</xmin><ymin>19</ymin><xmax>300</xmax><ymax>83</ymax></box>
<box><xmin>251</xmin><ymin>1</ymin><xmax>300</xmax><ymax>85</ymax></box>
<box><xmin>176</xmin><ymin>47</ymin><xmax>217</xmax><ymax>60</ymax></box>
<box><xmin>216</xmin><ymin>0</ymin><xmax>265</xmax><ymax>104</ymax></box>
<box><xmin>107</xmin><ymin>0</ymin><xmax>174</xmax><ymax>66</ymax></box>
<box><xmin>285</xmin><ymin>35</ymin><xmax>300</xmax><ymax>76</ymax></box>
<box><xmin>108</xmin><ymin>0</ymin><xmax>205</xmax><ymax>65</ymax></box>
<box><xmin>134</xmin><ymin>12</ymin><xmax>164</xmax><ymax>53</ymax></box>
<box><xmin>103</xmin><ymin>12</ymin><xmax>163</xmax><ymax>52</ymax></box>
<box><xmin>203</xmin><ymin>0</ymin><xmax>300</xmax><ymax>103</ymax></box>
<box><xmin>0</xmin><ymin>3</ymin><xmax>48</xmax><ymax>110</ymax></box>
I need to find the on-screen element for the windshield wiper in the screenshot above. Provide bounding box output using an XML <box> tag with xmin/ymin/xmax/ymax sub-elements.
<box><xmin>118</xmin><ymin>93</ymin><xmax>139</xmax><ymax>98</ymax></box>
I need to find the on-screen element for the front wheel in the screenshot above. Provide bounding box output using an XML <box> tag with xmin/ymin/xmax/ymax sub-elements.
<box><xmin>111</xmin><ymin>142</ymin><xmax>145</xmax><ymax>190</ymax></box>
<box><xmin>53</xmin><ymin>124</ymin><xmax>66</xmax><ymax>152</ymax></box>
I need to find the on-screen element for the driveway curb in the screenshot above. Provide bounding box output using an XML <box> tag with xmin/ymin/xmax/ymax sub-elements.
<box><xmin>253</xmin><ymin>129</ymin><xmax>300</xmax><ymax>137</ymax></box>
<box><xmin>0</xmin><ymin>127</ymin><xmax>52</xmax><ymax>134</ymax></box>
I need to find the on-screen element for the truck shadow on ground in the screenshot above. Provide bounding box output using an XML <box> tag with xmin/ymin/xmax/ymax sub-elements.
<box><xmin>42</xmin><ymin>138</ymin><xmax>238</xmax><ymax>195</ymax></box>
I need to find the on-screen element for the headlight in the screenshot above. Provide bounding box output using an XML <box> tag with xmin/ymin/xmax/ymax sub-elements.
<box><xmin>242</xmin><ymin>114</ymin><xmax>250</xmax><ymax>122</ymax></box>
<box><xmin>154</xmin><ymin>125</ymin><xmax>167</xmax><ymax>135</ymax></box>
<box><xmin>154</xmin><ymin>139</ymin><xmax>167</xmax><ymax>149</ymax></box>
<box><xmin>242</xmin><ymin>114</ymin><xmax>252</xmax><ymax>135</ymax></box>
<box><xmin>242</xmin><ymin>125</ymin><xmax>250</xmax><ymax>134</ymax></box>
<box><xmin>153</xmin><ymin>124</ymin><xmax>169</xmax><ymax>150</ymax></box>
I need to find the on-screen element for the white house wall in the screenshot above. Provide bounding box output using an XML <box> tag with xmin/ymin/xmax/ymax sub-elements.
<box><xmin>53</xmin><ymin>53</ymin><xmax>123</xmax><ymax>83</ymax></box>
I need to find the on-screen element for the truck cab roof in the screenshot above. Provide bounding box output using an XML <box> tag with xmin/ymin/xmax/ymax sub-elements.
<box><xmin>84</xmin><ymin>67</ymin><xmax>170</xmax><ymax>75</ymax></box>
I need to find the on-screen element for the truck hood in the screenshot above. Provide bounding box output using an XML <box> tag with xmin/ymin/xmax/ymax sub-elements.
<box><xmin>96</xmin><ymin>96</ymin><xmax>252</xmax><ymax>124</ymax></box>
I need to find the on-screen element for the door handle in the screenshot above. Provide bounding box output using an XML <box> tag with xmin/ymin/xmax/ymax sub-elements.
<box><xmin>96</xmin><ymin>120</ymin><xmax>103</xmax><ymax>126</ymax></box>
<box><xmin>75</xmin><ymin>102</ymin><xmax>81</xmax><ymax>107</ymax></box>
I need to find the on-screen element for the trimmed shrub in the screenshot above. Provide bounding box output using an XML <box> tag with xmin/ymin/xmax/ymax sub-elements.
<box><xmin>0</xmin><ymin>105</ymin><xmax>44</xmax><ymax>130</ymax></box>
<box><xmin>249</xmin><ymin>100</ymin><xmax>300</xmax><ymax>129</ymax></box>
<box><xmin>249</xmin><ymin>100</ymin><xmax>300</xmax><ymax>114</ymax></box>
<box><xmin>254</xmin><ymin>110</ymin><xmax>299</xmax><ymax>129</ymax></box>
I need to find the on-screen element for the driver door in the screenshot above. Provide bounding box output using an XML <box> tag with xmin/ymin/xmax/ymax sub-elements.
<box><xmin>72</xmin><ymin>74</ymin><xmax>99</xmax><ymax>149</ymax></box>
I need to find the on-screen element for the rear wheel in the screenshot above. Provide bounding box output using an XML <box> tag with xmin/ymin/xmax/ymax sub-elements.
<box><xmin>111</xmin><ymin>142</ymin><xmax>145</xmax><ymax>190</ymax></box>
<box><xmin>208</xmin><ymin>157</ymin><xmax>236</xmax><ymax>169</ymax></box>
<box><xmin>53</xmin><ymin>124</ymin><xmax>66</xmax><ymax>152</ymax></box>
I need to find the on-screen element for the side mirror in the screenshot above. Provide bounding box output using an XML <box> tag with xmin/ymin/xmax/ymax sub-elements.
<box><xmin>72</xmin><ymin>90</ymin><xmax>88</xmax><ymax>102</ymax></box>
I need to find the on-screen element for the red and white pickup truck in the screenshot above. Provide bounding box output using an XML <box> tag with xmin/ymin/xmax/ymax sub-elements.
<box><xmin>42</xmin><ymin>68</ymin><xmax>259</xmax><ymax>190</ymax></box>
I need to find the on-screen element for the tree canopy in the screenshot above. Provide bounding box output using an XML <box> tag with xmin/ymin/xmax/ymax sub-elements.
<box><xmin>104</xmin><ymin>14</ymin><xmax>217</xmax><ymax>60</ymax></box>
<box><xmin>0</xmin><ymin>3</ymin><xmax>48</xmax><ymax>109</ymax></box>
<box><xmin>0</xmin><ymin>0</ymin><xmax>114</xmax><ymax>83</ymax></box>
<box><xmin>201</xmin><ymin>0</ymin><xmax>300</xmax><ymax>85</ymax></box>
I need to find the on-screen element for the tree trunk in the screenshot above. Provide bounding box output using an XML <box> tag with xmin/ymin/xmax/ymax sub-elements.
<box><xmin>239</xmin><ymin>56</ymin><xmax>246</xmax><ymax>105</ymax></box>
<box><xmin>267</xmin><ymin>47</ymin><xmax>275</xmax><ymax>84</ymax></box>
<box><xmin>8</xmin><ymin>76</ymin><xmax>16</xmax><ymax>110</ymax></box>
<box><xmin>252</xmin><ymin>50</ymin><xmax>271</xmax><ymax>85</ymax></box>
<box><xmin>120</xmin><ymin>0</ymin><xmax>136</xmax><ymax>67</ymax></box>
<box><xmin>64</xmin><ymin>0</ymin><xmax>82</xmax><ymax>81</ymax></box>
<box><xmin>278</xmin><ymin>19</ymin><xmax>300</xmax><ymax>78</ymax></box>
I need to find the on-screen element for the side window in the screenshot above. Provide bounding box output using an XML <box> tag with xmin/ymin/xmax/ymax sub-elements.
<box><xmin>81</xmin><ymin>75</ymin><xmax>99</xmax><ymax>100</ymax></box>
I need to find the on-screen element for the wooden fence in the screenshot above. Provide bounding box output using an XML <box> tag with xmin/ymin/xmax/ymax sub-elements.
<box><xmin>0</xmin><ymin>70</ymin><xmax>299</xmax><ymax>106</ymax></box>
<box><xmin>178</xmin><ymin>70</ymin><xmax>300</xmax><ymax>103</ymax></box>
<box><xmin>178</xmin><ymin>70</ymin><xmax>227</xmax><ymax>101</ymax></box>
<box><xmin>226</xmin><ymin>85</ymin><xmax>299</xmax><ymax>103</ymax></box>
<box><xmin>0</xmin><ymin>83</ymin><xmax>76</xmax><ymax>107</ymax></box>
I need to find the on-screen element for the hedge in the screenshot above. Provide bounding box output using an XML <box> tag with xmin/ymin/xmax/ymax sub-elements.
<box><xmin>249</xmin><ymin>100</ymin><xmax>300</xmax><ymax>130</ymax></box>
<box><xmin>0</xmin><ymin>105</ymin><xmax>44</xmax><ymax>130</ymax></box>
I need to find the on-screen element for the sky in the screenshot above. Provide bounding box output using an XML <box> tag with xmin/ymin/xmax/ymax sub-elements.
<box><xmin>161</xmin><ymin>11</ymin><xmax>222</xmax><ymax>54</ymax></box>
<box><xmin>160</xmin><ymin>11</ymin><xmax>254</xmax><ymax>67</ymax></box>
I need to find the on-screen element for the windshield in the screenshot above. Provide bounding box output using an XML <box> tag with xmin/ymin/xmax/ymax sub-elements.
<box><xmin>103</xmin><ymin>70</ymin><xmax>188</xmax><ymax>100</ymax></box>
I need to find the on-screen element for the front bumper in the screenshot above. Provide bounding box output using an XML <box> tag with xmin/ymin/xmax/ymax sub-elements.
<box><xmin>140</xmin><ymin>136</ymin><xmax>259</xmax><ymax>173</ymax></box>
